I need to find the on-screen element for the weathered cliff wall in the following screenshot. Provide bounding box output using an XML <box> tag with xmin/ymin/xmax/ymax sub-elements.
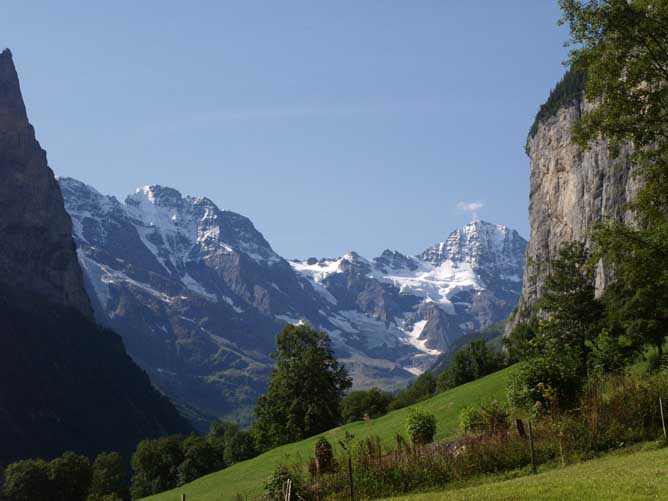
<box><xmin>0</xmin><ymin>49</ymin><xmax>92</xmax><ymax>317</ymax></box>
<box><xmin>512</xmin><ymin>97</ymin><xmax>639</xmax><ymax>327</ymax></box>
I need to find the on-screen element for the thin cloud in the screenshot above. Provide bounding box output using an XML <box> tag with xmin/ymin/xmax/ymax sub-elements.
<box><xmin>457</xmin><ymin>201</ymin><xmax>483</xmax><ymax>212</ymax></box>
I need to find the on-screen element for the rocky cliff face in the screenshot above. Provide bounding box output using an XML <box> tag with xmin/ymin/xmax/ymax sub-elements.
<box><xmin>0</xmin><ymin>49</ymin><xmax>190</xmax><ymax>466</ymax></box>
<box><xmin>0</xmin><ymin>49</ymin><xmax>91</xmax><ymax>318</ymax></box>
<box><xmin>513</xmin><ymin>95</ymin><xmax>638</xmax><ymax>325</ymax></box>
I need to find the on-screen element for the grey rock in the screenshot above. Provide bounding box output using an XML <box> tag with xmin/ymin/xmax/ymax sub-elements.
<box><xmin>0</xmin><ymin>49</ymin><xmax>92</xmax><ymax>318</ymax></box>
<box><xmin>511</xmin><ymin>99</ymin><xmax>638</xmax><ymax>329</ymax></box>
<box><xmin>61</xmin><ymin>176</ymin><xmax>527</xmax><ymax>428</ymax></box>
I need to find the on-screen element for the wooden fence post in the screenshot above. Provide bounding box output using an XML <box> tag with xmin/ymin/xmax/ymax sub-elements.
<box><xmin>515</xmin><ymin>418</ymin><xmax>526</xmax><ymax>438</ymax></box>
<box><xmin>348</xmin><ymin>455</ymin><xmax>354</xmax><ymax>501</ymax></box>
<box><xmin>660</xmin><ymin>398</ymin><xmax>667</xmax><ymax>443</ymax></box>
<box><xmin>528</xmin><ymin>421</ymin><xmax>537</xmax><ymax>474</ymax></box>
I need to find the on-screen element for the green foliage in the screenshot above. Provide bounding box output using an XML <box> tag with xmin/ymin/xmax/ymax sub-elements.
<box><xmin>561</xmin><ymin>0</ymin><xmax>668</xmax><ymax>154</ymax></box>
<box><xmin>2</xmin><ymin>452</ymin><xmax>106</xmax><ymax>501</ymax></box>
<box><xmin>263</xmin><ymin>465</ymin><xmax>303</xmax><ymax>501</ymax></box>
<box><xmin>177</xmin><ymin>435</ymin><xmax>221</xmax><ymax>487</ymax></box>
<box><xmin>269</xmin><ymin>371</ymin><xmax>668</xmax><ymax>500</ymax></box>
<box><xmin>208</xmin><ymin>420</ymin><xmax>257</xmax><ymax>467</ymax></box>
<box><xmin>314</xmin><ymin>437</ymin><xmax>335</xmax><ymax>474</ymax></box>
<box><xmin>130</xmin><ymin>435</ymin><xmax>184</xmax><ymax>498</ymax></box>
<box><xmin>405</xmin><ymin>408</ymin><xmax>436</xmax><ymax>445</ymax></box>
<box><xmin>86</xmin><ymin>495</ymin><xmax>124</xmax><ymax>501</ymax></box>
<box><xmin>251</xmin><ymin>324</ymin><xmax>351</xmax><ymax>450</ymax></box>
<box><xmin>129</xmin><ymin>367</ymin><xmax>514</xmax><ymax>500</ymax></box>
<box><xmin>2</xmin><ymin>459</ymin><xmax>50</xmax><ymax>501</ymax></box>
<box><xmin>224</xmin><ymin>430</ymin><xmax>256</xmax><ymax>466</ymax></box>
<box><xmin>459</xmin><ymin>400</ymin><xmax>510</xmax><ymax>435</ymax></box>
<box><xmin>561</xmin><ymin>0</ymin><xmax>668</xmax><ymax>366</ymax></box>
<box><xmin>88</xmin><ymin>452</ymin><xmax>127</xmax><ymax>501</ymax></box>
<box><xmin>587</xmin><ymin>329</ymin><xmax>636</xmax><ymax>376</ymax></box>
<box><xmin>430</xmin><ymin>321</ymin><xmax>506</xmax><ymax>375</ymax></box>
<box><xmin>340</xmin><ymin>387</ymin><xmax>392</xmax><ymax>422</ymax></box>
<box><xmin>389</xmin><ymin>372</ymin><xmax>437</xmax><ymax>411</ymax></box>
<box><xmin>510</xmin><ymin>242</ymin><xmax>605</xmax><ymax>410</ymax></box>
<box><xmin>527</xmin><ymin>68</ymin><xmax>587</xmax><ymax>143</ymax></box>
<box><xmin>437</xmin><ymin>340</ymin><xmax>504</xmax><ymax>391</ymax></box>
<box><xmin>48</xmin><ymin>452</ymin><xmax>92</xmax><ymax>501</ymax></box>
<box><xmin>503</xmin><ymin>320</ymin><xmax>537</xmax><ymax>363</ymax></box>
<box><xmin>594</xmin><ymin>222</ymin><xmax>668</xmax><ymax>359</ymax></box>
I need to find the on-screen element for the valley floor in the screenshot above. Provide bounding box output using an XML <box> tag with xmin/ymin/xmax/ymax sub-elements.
<box><xmin>385</xmin><ymin>445</ymin><xmax>668</xmax><ymax>500</ymax></box>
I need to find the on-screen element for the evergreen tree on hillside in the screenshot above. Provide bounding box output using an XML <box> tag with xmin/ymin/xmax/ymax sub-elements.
<box><xmin>251</xmin><ymin>324</ymin><xmax>351</xmax><ymax>450</ymax></box>
<box><xmin>509</xmin><ymin>242</ymin><xmax>604</xmax><ymax>409</ymax></box>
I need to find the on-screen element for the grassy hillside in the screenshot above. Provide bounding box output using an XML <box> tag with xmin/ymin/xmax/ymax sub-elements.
<box><xmin>144</xmin><ymin>366</ymin><xmax>514</xmax><ymax>500</ymax></box>
<box><xmin>386</xmin><ymin>445</ymin><xmax>668</xmax><ymax>500</ymax></box>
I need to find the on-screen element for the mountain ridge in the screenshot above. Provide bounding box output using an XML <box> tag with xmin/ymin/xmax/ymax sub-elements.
<box><xmin>60</xmin><ymin>176</ymin><xmax>526</xmax><ymax>428</ymax></box>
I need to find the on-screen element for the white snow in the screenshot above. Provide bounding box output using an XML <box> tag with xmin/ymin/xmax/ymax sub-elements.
<box><xmin>276</xmin><ymin>314</ymin><xmax>303</xmax><ymax>325</ymax></box>
<box><xmin>289</xmin><ymin>258</ymin><xmax>345</xmax><ymax>282</ymax></box>
<box><xmin>221</xmin><ymin>295</ymin><xmax>244</xmax><ymax>313</ymax></box>
<box><xmin>400</xmin><ymin>320</ymin><xmax>441</xmax><ymax>356</ymax></box>
<box><xmin>405</xmin><ymin>367</ymin><xmax>424</xmax><ymax>376</ymax></box>
<box><xmin>182</xmin><ymin>273</ymin><xmax>218</xmax><ymax>302</ymax></box>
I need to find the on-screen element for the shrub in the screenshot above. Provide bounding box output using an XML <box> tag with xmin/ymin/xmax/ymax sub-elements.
<box><xmin>314</xmin><ymin>437</ymin><xmax>335</xmax><ymax>474</ymax></box>
<box><xmin>460</xmin><ymin>400</ymin><xmax>510</xmax><ymax>435</ymax></box>
<box><xmin>405</xmin><ymin>408</ymin><xmax>436</xmax><ymax>445</ymax></box>
<box><xmin>263</xmin><ymin>465</ymin><xmax>304</xmax><ymax>501</ymax></box>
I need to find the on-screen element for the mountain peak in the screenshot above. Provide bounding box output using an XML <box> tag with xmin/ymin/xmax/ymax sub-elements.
<box><xmin>0</xmin><ymin>47</ymin><xmax>28</xmax><ymax>129</ymax></box>
<box><xmin>419</xmin><ymin>220</ymin><xmax>526</xmax><ymax>268</ymax></box>
<box><xmin>130</xmin><ymin>185</ymin><xmax>185</xmax><ymax>208</ymax></box>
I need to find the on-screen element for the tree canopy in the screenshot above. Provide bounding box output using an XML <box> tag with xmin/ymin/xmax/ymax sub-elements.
<box><xmin>561</xmin><ymin>0</ymin><xmax>668</xmax><ymax>360</ymax></box>
<box><xmin>251</xmin><ymin>324</ymin><xmax>351</xmax><ymax>449</ymax></box>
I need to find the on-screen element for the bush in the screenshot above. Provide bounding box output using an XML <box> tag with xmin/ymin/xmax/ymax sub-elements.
<box><xmin>263</xmin><ymin>465</ymin><xmax>304</xmax><ymax>501</ymax></box>
<box><xmin>459</xmin><ymin>400</ymin><xmax>510</xmax><ymax>435</ymax></box>
<box><xmin>405</xmin><ymin>408</ymin><xmax>436</xmax><ymax>445</ymax></box>
<box><xmin>314</xmin><ymin>437</ymin><xmax>335</xmax><ymax>474</ymax></box>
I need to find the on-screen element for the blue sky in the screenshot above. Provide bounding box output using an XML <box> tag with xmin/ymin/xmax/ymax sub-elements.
<box><xmin>3</xmin><ymin>1</ymin><xmax>569</xmax><ymax>259</ymax></box>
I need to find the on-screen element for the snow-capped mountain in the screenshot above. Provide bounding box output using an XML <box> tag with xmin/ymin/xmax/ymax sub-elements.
<box><xmin>59</xmin><ymin>177</ymin><xmax>526</xmax><ymax>428</ymax></box>
<box><xmin>290</xmin><ymin>221</ymin><xmax>526</xmax><ymax>373</ymax></box>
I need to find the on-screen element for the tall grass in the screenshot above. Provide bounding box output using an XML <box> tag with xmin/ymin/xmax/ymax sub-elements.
<box><xmin>264</xmin><ymin>371</ymin><xmax>668</xmax><ymax>500</ymax></box>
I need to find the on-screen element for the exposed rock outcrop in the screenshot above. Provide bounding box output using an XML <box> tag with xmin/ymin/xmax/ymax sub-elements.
<box><xmin>0</xmin><ymin>49</ymin><xmax>191</xmax><ymax>466</ymax></box>
<box><xmin>0</xmin><ymin>49</ymin><xmax>91</xmax><ymax>317</ymax></box>
<box><xmin>60</xmin><ymin>174</ymin><xmax>527</xmax><ymax>428</ymax></box>
<box><xmin>512</xmin><ymin>95</ymin><xmax>639</xmax><ymax>327</ymax></box>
